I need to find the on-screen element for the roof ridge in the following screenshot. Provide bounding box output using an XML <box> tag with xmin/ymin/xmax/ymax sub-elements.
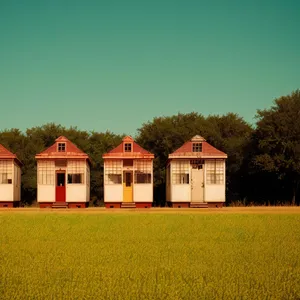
<box><xmin>169</xmin><ymin>138</ymin><xmax>227</xmax><ymax>158</ymax></box>
<box><xmin>35</xmin><ymin>137</ymin><xmax>90</xmax><ymax>162</ymax></box>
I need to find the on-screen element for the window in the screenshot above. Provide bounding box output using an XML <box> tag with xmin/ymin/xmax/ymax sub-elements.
<box><xmin>173</xmin><ymin>173</ymin><xmax>189</xmax><ymax>184</ymax></box>
<box><xmin>206</xmin><ymin>159</ymin><xmax>224</xmax><ymax>184</ymax></box>
<box><xmin>38</xmin><ymin>161</ymin><xmax>55</xmax><ymax>185</ymax></box>
<box><xmin>105</xmin><ymin>160</ymin><xmax>122</xmax><ymax>184</ymax></box>
<box><xmin>124</xmin><ymin>143</ymin><xmax>132</xmax><ymax>152</ymax></box>
<box><xmin>0</xmin><ymin>161</ymin><xmax>13</xmax><ymax>184</ymax></box>
<box><xmin>135</xmin><ymin>172</ymin><xmax>151</xmax><ymax>183</ymax></box>
<box><xmin>192</xmin><ymin>143</ymin><xmax>202</xmax><ymax>152</ymax></box>
<box><xmin>68</xmin><ymin>174</ymin><xmax>83</xmax><ymax>183</ymax></box>
<box><xmin>0</xmin><ymin>173</ymin><xmax>12</xmax><ymax>184</ymax></box>
<box><xmin>124</xmin><ymin>172</ymin><xmax>132</xmax><ymax>186</ymax></box>
<box><xmin>134</xmin><ymin>159</ymin><xmax>152</xmax><ymax>184</ymax></box>
<box><xmin>57</xmin><ymin>173</ymin><xmax>65</xmax><ymax>186</ymax></box>
<box><xmin>67</xmin><ymin>160</ymin><xmax>84</xmax><ymax>184</ymax></box>
<box><xmin>172</xmin><ymin>160</ymin><xmax>190</xmax><ymax>184</ymax></box>
<box><xmin>58</xmin><ymin>143</ymin><xmax>66</xmax><ymax>152</ymax></box>
<box><xmin>191</xmin><ymin>159</ymin><xmax>204</xmax><ymax>169</ymax></box>
<box><xmin>108</xmin><ymin>174</ymin><xmax>122</xmax><ymax>184</ymax></box>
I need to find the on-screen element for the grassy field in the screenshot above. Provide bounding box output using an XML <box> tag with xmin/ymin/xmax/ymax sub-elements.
<box><xmin>1</xmin><ymin>208</ymin><xmax>300</xmax><ymax>299</ymax></box>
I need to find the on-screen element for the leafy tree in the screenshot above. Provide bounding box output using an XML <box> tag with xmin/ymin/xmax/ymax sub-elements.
<box><xmin>253</xmin><ymin>90</ymin><xmax>300</xmax><ymax>204</ymax></box>
<box><xmin>206</xmin><ymin>113</ymin><xmax>253</xmax><ymax>202</ymax></box>
<box><xmin>88</xmin><ymin>131</ymin><xmax>123</xmax><ymax>205</ymax></box>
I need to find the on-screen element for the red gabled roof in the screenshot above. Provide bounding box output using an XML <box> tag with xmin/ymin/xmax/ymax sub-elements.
<box><xmin>102</xmin><ymin>136</ymin><xmax>154</xmax><ymax>159</ymax></box>
<box><xmin>169</xmin><ymin>135</ymin><xmax>227</xmax><ymax>159</ymax></box>
<box><xmin>35</xmin><ymin>136</ymin><xmax>90</xmax><ymax>162</ymax></box>
<box><xmin>0</xmin><ymin>144</ymin><xmax>23</xmax><ymax>166</ymax></box>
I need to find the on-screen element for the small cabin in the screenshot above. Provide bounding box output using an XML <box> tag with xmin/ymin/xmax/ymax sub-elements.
<box><xmin>0</xmin><ymin>144</ymin><xmax>22</xmax><ymax>207</ymax></box>
<box><xmin>166</xmin><ymin>135</ymin><xmax>227</xmax><ymax>208</ymax></box>
<box><xmin>35</xmin><ymin>136</ymin><xmax>91</xmax><ymax>208</ymax></box>
<box><xmin>102</xmin><ymin>136</ymin><xmax>154</xmax><ymax>208</ymax></box>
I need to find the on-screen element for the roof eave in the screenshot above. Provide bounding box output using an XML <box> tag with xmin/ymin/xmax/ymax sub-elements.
<box><xmin>15</xmin><ymin>157</ymin><xmax>23</xmax><ymax>167</ymax></box>
<box><xmin>35</xmin><ymin>155</ymin><xmax>90</xmax><ymax>160</ymax></box>
<box><xmin>168</xmin><ymin>154</ymin><xmax>227</xmax><ymax>159</ymax></box>
<box><xmin>103</xmin><ymin>153</ymin><xmax>154</xmax><ymax>159</ymax></box>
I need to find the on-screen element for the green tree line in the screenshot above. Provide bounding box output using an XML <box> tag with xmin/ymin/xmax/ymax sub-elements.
<box><xmin>1</xmin><ymin>90</ymin><xmax>299</xmax><ymax>206</ymax></box>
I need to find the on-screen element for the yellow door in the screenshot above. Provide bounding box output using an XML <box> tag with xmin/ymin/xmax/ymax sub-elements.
<box><xmin>123</xmin><ymin>171</ymin><xmax>133</xmax><ymax>202</ymax></box>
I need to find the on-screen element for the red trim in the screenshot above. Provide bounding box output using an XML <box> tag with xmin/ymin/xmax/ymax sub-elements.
<box><xmin>171</xmin><ymin>202</ymin><xmax>190</xmax><ymax>208</ymax></box>
<box><xmin>168</xmin><ymin>202</ymin><xmax>224</xmax><ymax>208</ymax></box>
<box><xmin>0</xmin><ymin>202</ymin><xmax>20</xmax><ymax>208</ymax></box>
<box><xmin>135</xmin><ymin>202</ymin><xmax>152</xmax><ymax>208</ymax></box>
<box><xmin>39</xmin><ymin>203</ymin><xmax>53</xmax><ymax>208</ymax></box>
<box><xmin>68</xmin><ymin>202</ymin><xmax>88</xmax><ymax>208</ymax></box>
<box><xmin>207</xmin><ymin>202</ymin><xmax>224</xmax><ymax>208</ymax></box>
<box><xmin>105</xmin><ymin>203</ymin><xmax>121</xmax><ymax>208</ymax></box>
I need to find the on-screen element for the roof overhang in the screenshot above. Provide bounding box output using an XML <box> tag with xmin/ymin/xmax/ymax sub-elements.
<box><xmin>14</xmin><ymin>157</ymin><xmax>23</xmax><ymax>167</ymax></box>
<box><xmin>35</xmin><ymin>154</ymin><xmax>91</xmax><ymax>165</ymax></box>
<box><xmin>168</xmin><ymin>154</ymin><xmax>227</xmax><ymax>159</ymax></box>
<box><xmin>103</xmin><ymin>153</ymin><xmax>154</xmax><ymax>159</ymax></box>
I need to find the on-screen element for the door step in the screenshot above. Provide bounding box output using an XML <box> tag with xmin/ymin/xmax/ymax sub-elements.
<box><xmin>121</xmin><ymin>202</ymin><xmax>136</xmax><ymax>208</ymax></box>
<box><xmin>52</xmin><ymin>202</ymin><xmax>69</xmax><ymax>209</ymax></box>
<box><xmin>190</xmin><ymin>202</ymin><xmax>208</xmax><ymax>208</ymax></box>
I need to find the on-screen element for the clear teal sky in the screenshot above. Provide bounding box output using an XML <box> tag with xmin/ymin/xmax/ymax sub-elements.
<box><xmin>1</xmin><ymin>0</ymin><xmax>299</xmax><ymax>135</ymax></box>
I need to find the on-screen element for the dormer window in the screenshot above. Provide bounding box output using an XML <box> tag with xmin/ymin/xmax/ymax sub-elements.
<box><xmin>192</xmin><ymin>143</ymin><xmax>202</xmax><ymax>152</ymax></box>
<box><xmin>58</xmin><ymin>143</ymin><xmax>66</xmax><ymax>152</ymax></box>
<box><xmin>124</xmin><ymin>143</ymin><xmax>132</xmax><ymax>152</ymax></box>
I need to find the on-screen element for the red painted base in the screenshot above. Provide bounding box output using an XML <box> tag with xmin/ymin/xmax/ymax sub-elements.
<box><xmin>39</xmin><ymin>203</ymin><xmax>53</xmax><ymax>208</ymax></box>
<box><xmin>0</xmin><ymin>201</ymin><xmax>20</xmax><ymax>208</ymax></box>
<box><xmin>39</xmin><ymin>202</ymin><xmax>88</xmax><ymax>208</ymax></box>
<box><xmin>171</xmin><ymin>202</ymin><xmax>190</xmax><ymax>208</ymax></box>
<box><xmin>207</xmin><ymin>202</ymin><xmax>224</xmax><ymax>208</ymax></box>
<box><xmin>105</xmin><ymin>203</ymin><xmax>121</xmax><ymax>208</ymax></box>
<box><xmin>104</xmin><ymin>202</ymin><xmax>152</xmax><ymax>208</ymax></box>
<box><xmin>69</xmin><ymin>202</ymin><xmax>88</xmax><ymax>208</ymax></box>
<box><xmin>135</xmin><ymin>202</ymin><xmax>152</xmax><ymax>208</ymax></box>
<box><xmin>167</xmin><ymin>202</ymin><xmax>224</xmax><ymax>208</ymax></box>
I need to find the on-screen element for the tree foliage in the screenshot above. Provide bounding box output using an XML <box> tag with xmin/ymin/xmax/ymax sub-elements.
<box><xmin>0</xmin><ymin>90</ymin><xmax>299</xmax><ymax>206</ymax></box>
<box><xmin>252</xmin><ymin>90</ymin><xmax>300</xmax><ymax>204</ymax></box>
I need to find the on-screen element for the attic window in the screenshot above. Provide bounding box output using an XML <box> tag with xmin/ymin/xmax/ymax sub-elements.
<box><xmin>192</xmin><ymin>143</ymin><xmax>202</xmax><ymax>152</ymax></box>
<box><xmin>124</xmin><ymin>143</ymin><xmax>132</xmax><ymax>152</ymax></box>
<box><xmin>58</xmin><ymin>143</ymin><xmax>66</xmax><ymax>152</ymax></box>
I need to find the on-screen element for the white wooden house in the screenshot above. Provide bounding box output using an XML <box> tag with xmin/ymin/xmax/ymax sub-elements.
<box><xmin>166</xmin><ymin>135</ymin><xmax>227</xmax><ymax>208</ymax></box>
<box><xmin>35</xmin><ymin>136</ymin><xmax>91</xmax><ymax>208</ymax></box>
<box><xmin>0</xmin><ymin>144</ymin><xmax>22</xmax><ymax>207</ymax></box>
<box><xmin>102</xmin><ymin>136</ymin><xmax>154</xmax><ymax>208</ymax></box>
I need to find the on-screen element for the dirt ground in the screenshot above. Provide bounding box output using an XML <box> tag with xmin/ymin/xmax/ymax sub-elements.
<box><xmin>0</xmin><ymin>206</ymin><xmax>300</xmax><ymax>214</ymax></box>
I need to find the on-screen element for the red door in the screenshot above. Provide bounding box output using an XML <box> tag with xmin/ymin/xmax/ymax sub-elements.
<box><xmin>56</xmin><ymin>172</ymin><xmax>66</xmax><ymax>202</ymax></box>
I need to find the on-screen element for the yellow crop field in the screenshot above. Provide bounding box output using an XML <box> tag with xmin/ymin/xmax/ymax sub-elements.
<box><xmin>1</xmin><ymin>208</ymin><xmax>300</xmax><ymax>299</ymax></box>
